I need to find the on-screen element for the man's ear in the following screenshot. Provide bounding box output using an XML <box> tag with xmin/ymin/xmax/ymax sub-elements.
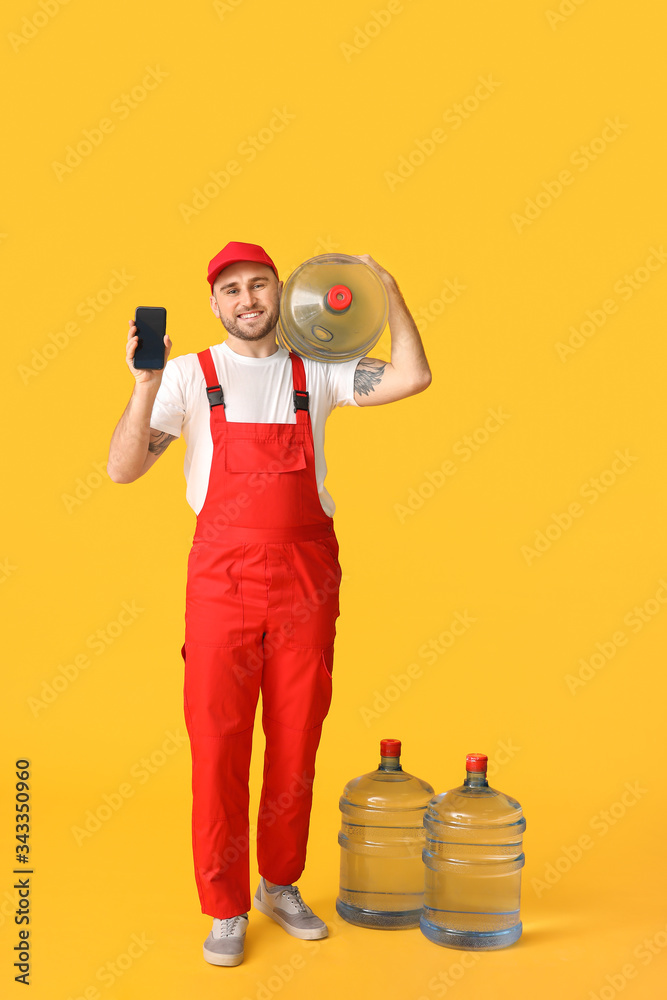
<box><xmin>210</xmin><ymin>292</ymin><xmax>220</xmax><ymax>316</ymax></box>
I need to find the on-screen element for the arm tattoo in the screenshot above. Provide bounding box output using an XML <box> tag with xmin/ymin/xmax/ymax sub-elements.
<box><xmin>148</xmin><ymin>429</ymin><xmax>175</xmax><ymax>457</ymax></box>
<box><xmin>354</xmin><ymin>358</ymin><xmax>388</xmax><ymax>397</ymax></box>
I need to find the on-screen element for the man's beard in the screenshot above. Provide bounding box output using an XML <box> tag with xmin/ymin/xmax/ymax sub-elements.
<box><xmin>219</xmin><ymin>303</ymin><xmax>280</xmax><ymax>342</ymax></box>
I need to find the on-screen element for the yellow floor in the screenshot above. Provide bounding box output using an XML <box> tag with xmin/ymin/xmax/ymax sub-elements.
<box><xmin>1</xmin><ymin>764</ymin><xmax>659</xmax><ymax>1000</ymax></box>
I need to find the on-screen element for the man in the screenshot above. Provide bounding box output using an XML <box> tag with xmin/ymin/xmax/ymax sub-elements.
<box><xmin>107</xmin><ymin>241</ymin><xmax>431</xmax><ymax>967</ymax></box>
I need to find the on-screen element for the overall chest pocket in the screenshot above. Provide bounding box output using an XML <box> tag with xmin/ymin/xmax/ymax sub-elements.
<box><xmin>224</xmin><ymin>439</ymin><xmax>306</xmax><ymax>475</ymax></box>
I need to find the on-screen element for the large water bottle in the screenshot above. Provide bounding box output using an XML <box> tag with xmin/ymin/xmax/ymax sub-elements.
<box><xmin>421</xmin><ymin>753</ymin><xmax>525</xmax><ymax>950</ymax></box>
<box><xmin>277</xmin><ymin>253</ymin><xmax>388</xmax><ymax>363</ymax></box>
<box><xmin>336</xmin><ymin>739</ymin><xmax>434</xmax><ymax>929</ymax></box>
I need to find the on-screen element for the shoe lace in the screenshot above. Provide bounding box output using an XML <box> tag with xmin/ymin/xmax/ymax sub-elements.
<box><xmin>217</xmin><ymin>914</ymin><xmax>244</xmax><ymax>937</ymax></box>
<box><xmin>281</xmin><ymin>886</ymin><xmax>307</xmax><ymax>912</ymax></box>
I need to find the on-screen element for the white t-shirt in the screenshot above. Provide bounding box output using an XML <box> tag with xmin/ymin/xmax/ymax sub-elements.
<box><xmin>149</xmin><ymin>341</ymin><xmax>359</xmax><ymax>516</ymax></box>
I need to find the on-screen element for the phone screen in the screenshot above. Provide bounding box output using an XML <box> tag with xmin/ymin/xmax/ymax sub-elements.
<box><xmin>134</xmin><ymin>307</ymin><xmax>167</xmax><ymax>369</ymax></box>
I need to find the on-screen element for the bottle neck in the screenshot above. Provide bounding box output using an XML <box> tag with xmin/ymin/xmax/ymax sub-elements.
<box><xmin>464</xmin><ymin>769</ymin><xmax>488</xmax><ymax>787</ymax></box>
<box><xmin>379</xmin><ymin>755</ymin><xmax>402</xmax><ymax>771</ymax></box>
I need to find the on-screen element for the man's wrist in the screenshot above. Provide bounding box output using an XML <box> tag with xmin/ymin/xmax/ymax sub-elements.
<box><xmin>132</xmin><ymin>376</ymin><xmax>163</xmax><ymax>397</ymax></box>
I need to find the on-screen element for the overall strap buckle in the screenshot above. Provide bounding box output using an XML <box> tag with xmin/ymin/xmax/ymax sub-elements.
<box><xmin>293</xmin><ymin>389</ymin><xmax>309</xmax><ymax>413</ymax></box>
<box><xmin>206</xmin><ymin>384</ymin><xmax>225</xmax><ymax>409</ymax></box>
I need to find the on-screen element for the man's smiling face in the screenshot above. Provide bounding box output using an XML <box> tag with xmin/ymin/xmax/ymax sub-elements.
<box><xmin>210</xmin><ymin>261</ymin><xmax>282</xmax><ymax>343</ymax></box>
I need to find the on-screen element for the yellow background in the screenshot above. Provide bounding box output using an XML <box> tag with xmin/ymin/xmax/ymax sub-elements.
<box><xmin>2</xmin><ymin>0</ymin><xmax>666</xmax><ymax>997</ymax></box>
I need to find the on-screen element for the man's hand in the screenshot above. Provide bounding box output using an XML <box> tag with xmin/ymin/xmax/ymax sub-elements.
<box><xmin>126</xmin><ymin>319</ymin><xmax>172</xmax><ymax>386</ymax></box>
<box><xmin>108</xmin><ymin>323</ymin><xmax>175</xmax><ymax>483</ymax></box>
<box><xmin>350</xmin><ymin>254</ymin><xmax>432</xmax><ymax>406</ymax></box>
<box><xmin>350</xmin><ymin>253</ymin><xmax>397</xmax><ymax>292</ymax></box>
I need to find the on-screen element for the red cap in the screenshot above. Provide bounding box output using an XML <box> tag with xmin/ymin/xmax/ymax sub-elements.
<box><xmin>207</xmin><ymin>241</ymin><xmax>279</xmax><ymax>288</ymax></box>
<box><xmin>380</xmin><ymin>739</ymin><xmax>401</xmax><ymax>757</ymax></box>
<box><xmin>466</xmin><ymin>753</ymin><xmax>488</xmax><ymax>772</ymax></box>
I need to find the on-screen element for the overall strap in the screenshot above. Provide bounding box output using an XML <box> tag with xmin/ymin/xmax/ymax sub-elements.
<box><xmin>289</xmin><ymin>352</ymin><xmax>310</xmax><ymax>426</ymax></box>
<box><xmin>197</xmin><ymin>349</ymin><xmax>226</xmax><ymax>416</ymax></box>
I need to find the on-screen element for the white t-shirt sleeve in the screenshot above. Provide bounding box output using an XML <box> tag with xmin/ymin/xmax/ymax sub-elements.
<box><xmin>149</xmin><ymin>358</ymin><xmax>186</xmax><ymax>437</ymax></box>
<box><xmin>326</xmin><ymin>357</ymin><xmax>360</xmax><ymax>407</ymax></box>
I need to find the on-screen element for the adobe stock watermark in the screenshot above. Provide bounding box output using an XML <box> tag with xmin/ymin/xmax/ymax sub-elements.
<box><xmin>546</xmin><ymin>0</ymin><xmax>589</xmax><ymax>30</ymax></box>
<box><xmin>417</xmin><ymin>952</ymin><xmax>482</xmax><ymax>1000</ymax></box>
<box><xmin>18</xmin><ymin>268</ymin><xmax>135</xmax><ymax>384</ymax></box>
<box><xmin>384</xmin><ymin>75</ymin><xmax>501</xmax><ymax>192</ymax></box>
<box><xmin>340</xmin><ymin>0</ymin><xmax>418</xmax><ymax>63</ymax></box>
<box><xmin>413</xmin><ymin>278</ymin><xmax>467</xmax><ymax>335</ymax></box>
<box><xmin>565</xmin><ymin>578</ymin><xmax>667</xmax><ymax>694</ymax></box>
<box><xmin>208</xmin><ymin>769</ymin><xmax>315</xmax><ymax>879</ymax></box>
<box><xmin>27</xmin><ymin>601</ymin><xmax>145</xmax><ymax>717</ymax></box>
<box><xmin>195</xmin><ymin>487</ymin><xmax>287</xmax><ymax>541</ymax></box>
<box><xmin>178</xmin><ymin>107</ymin><xmax>296</xmax><ymax>223</ymax></box>
<box><xmin>63</xmin><ymin>932</ymin><xmax>154</xmax><ymax>998</ymax></box>
<box><xmin>51</xmin><ymin>67</ymin><xmax>169</xmax><ymax>181</ymax></box>
<box><xmin>555</xmin><ymin>245</ymin><xmax>667</xmax><ymax>361</ymax></box>
<box><xmin>311</xmin><ymin>235</ymin><xmax>341</xmax><ymax>255</ymax></box>
<box><xmin>192</xmin><ymin>441</ymin><xmax>347</xmax><ymax>545</ymax></box>
<box><xmin>70</xmin><ymin>730</ymin><xmax>188</xmax><ymax>846</ymax></box>
<box><xmin>61</xmin><ymin>460</ymin><xmax>111</xmax><ymax>513</ymax></box>
<box><xmin>370</xmin><ymin>277</ymin><xmax>467</xmax><ymax>365</ymax></box>
<box><xmin>521</xmin><ymin>449</ymin><xmax>638</xmax><ymax>566</ymax></box>
<box><xmin>8</xmin><ymin>0</ymin><xmax>72</xmax><ymax>53</ymax></box>
<box><xmin>485</xmin><ymin>738</ymin><xmax>522</xmax><ymax>779</ymax></box>
<box><xmin>239</xmin><ymin>940</ymin><xmax>321</xmax><ymax>1000</ymax></box>
<box><xmin>394</xmin><ymin>407</ymin><xmax>510</xmax><ymax>523</ymax></box>
<box><xmin>531</xmin><ymin>780</ymin><xmax>647</xmax><ymax>897</ymax></box>
<box><xmin>511</xmin><ymin>117</ymin><xmax>628</xmax><ymax>233</ymax></box>
<box><xmin>280</xmin><ymin>235</ymin><xmax>343</xmax><ymax>283</ymax></box>
<box><xmin>0</xmin><ymin>885</ymin><xmax>25</xmax><ymax>930</ymax></box>
<box><xmin>359</xmin><ymin>610</ymin><xmax>477</xmax><ymax>726</ymax></box>
<box><xmin>0</xmin><ymin>558</ymin><xmax>18</xmax><ymax>584</ymax></box>
<box><xmin>588</xmin><ymin>921</ymin><xmax>667</xmax><ymax>1000</ymax></box>
<box><xmin>376</xmin><ymin>740</ymin><xmax>521</xmax><ymax>873</ymax></box>
<box><xmin>213</xmin><ymin>0</ymin><xmax>246</xmax><ymax>19</ymax></box>
<box><xmin>232</xmin><ymin>565</ymin><xmax>345</xmax><ymax>683</ymax></box>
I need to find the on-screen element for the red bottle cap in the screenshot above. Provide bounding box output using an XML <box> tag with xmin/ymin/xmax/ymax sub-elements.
<box><xmin>380</xmin><ymin>739</ymin><xmax>401</xmax><ymax>757</ymax></box>
<box><xmin>466</xmin><ymin>753</ymin><xmax>488</xmax><ymax>772</ymax></box>
<box><xmin>326</xmin><ymin>284</ymin><xmax>353</xmax><ymax>311</ymax></box>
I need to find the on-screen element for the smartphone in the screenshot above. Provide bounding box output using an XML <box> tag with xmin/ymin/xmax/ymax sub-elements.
<box><xmin>134</xmin><ymin>307</ymin><xmax>167</xmax><ymax>369</ymax></box>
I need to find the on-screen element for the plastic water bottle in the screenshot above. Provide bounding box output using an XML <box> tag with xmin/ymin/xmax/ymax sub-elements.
<box><xmin>421</xmin><ymin>753</ymin><xmax>525</xmax><ymax>950</ymax></box>
<box><xmin>337</xmin><ymin>739</ymin><xmax>434</xmax><ymax>929</ymax></box>
<box><xmin>277</xmin><ymin>254</ymin><xmax>389</xmax><ymax>363</ymax></box>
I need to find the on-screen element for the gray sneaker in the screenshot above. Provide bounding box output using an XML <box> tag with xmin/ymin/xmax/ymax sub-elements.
<box><xmin>253</xmin><ymin>878</ymin><xmax>328</xmax><ymax>940</ymax></box>
<box><xmin>203</xmin><ymin>912</ymin><xmax>248</xmax><ymax>966</ymax></box>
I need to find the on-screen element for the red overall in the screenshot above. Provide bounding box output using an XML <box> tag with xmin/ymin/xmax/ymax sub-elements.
<box><xmin>180</xmin><ymin>348</ymin><xmax>341</xmax><ymax>918</ymax></box>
